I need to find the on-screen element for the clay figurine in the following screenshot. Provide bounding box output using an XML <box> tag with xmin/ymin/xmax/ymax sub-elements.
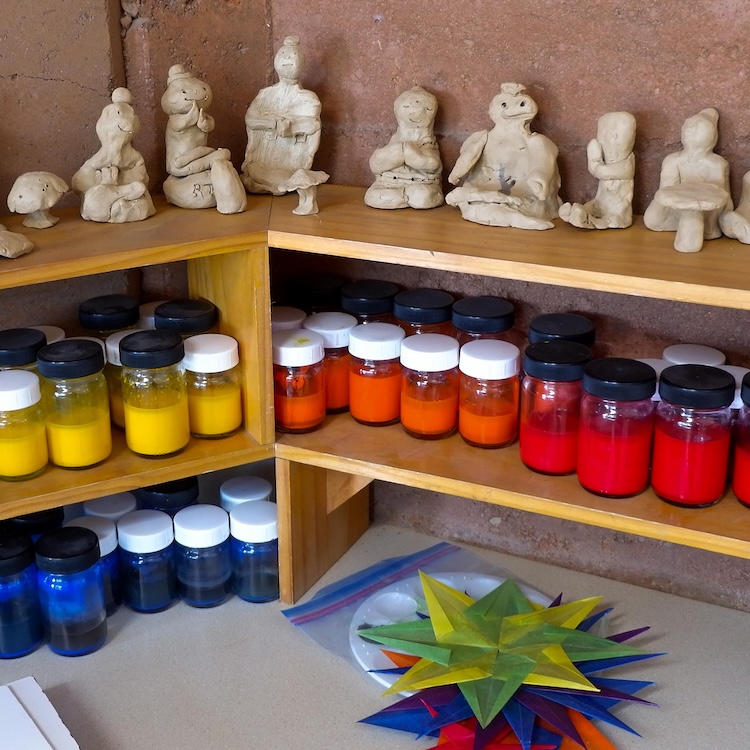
<box><xmin>242</xmin><ymin>35</ymin><xmax>328</xmax><ymax>215</ymax></box>
<box><xmin>719</xmin><ymin>170</ymin><xmax>750</xmax><ymax>244</ymax></box>
<box><xmin>161</xmin><ymin>65</ymin><xmax>246</xmax><ymax>214</ymax></box>
<box><xmin>7</xmin><ymin>172</ymin><xmax>69</xmax><ymax>229</ymax></box>
<box><xmin>72</xmin><ymin>88</ymin><xmax>156</xmax><ymax>224</ymax></box>
<box><xmin>643</xmin><ymin>108</ymin><xmax>731</xmax><ymax>253</ymax></box>
<box><xmin>559</xmin><ymin>112</ymin><xmax>636</xmax><ymax>229</ymax></box>
<box><xmin>365</xmin><ymin>86</ymin><xmax>443</xmax><ymax>210</ymax></box>
<box><xmin>0</xmin><ymin>225</ymin><xmax>33</xmax><ymax>258</ymax></box>
<box><xmin>446</xmin><ymin>83</ymin><xmax>561</xmax><ymax>230</ymax></box>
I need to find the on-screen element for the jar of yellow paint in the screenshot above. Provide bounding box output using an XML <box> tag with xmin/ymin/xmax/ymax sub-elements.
<box><xmin>37</xmin><ymin>340</ymin><xmax>112</xmax><ymax>469</ymax></box>
<box><xmin>0</xmin><ymin>370</ymin><xmax>48</xmax><ymax>481</ymax></box>
<box><xmin>183</xmin><ymin>334</ymin><xmax>242</xmax><ymax>438</ymax></box>
<box><xmin>119</xmin><ymin>331</ymin><xmax>190</xmax><ymax>457</ymax></box>
<box><xmin>104</xmin><ymin>330</ymin><xmax>133</xmax><ymax>430</ymax></box>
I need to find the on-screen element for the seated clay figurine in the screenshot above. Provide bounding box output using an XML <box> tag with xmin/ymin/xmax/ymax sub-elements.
<box><xmin>0</xmin><ymin>225</ymin><xmax>33</xmax><ymax>258</ymax></box>
<box><xmin>559</xmin><ymin>112</ymin><xmax>636</xmax><ymax>230</ymax></box>
<box><xmin>72</xmin><ymin>88</ymin><xmax>156</xmax><ymax>223</ymax></box>
<box><xmin>242</xmin><ymin>35</ymin><xmax>329</xmax><ymax>215</ymax></box>
<box><xmin>644</xmin><ymin>108</ymin><xmax>731</xmax><ymax>253</ymax></box>
<box><xmin>7</xmin><ymin>172</ymin><xmax>69</xmax><ymax>229</ymax></box>
<box><xmin>446</xmin><ymin>83</ymin><xmax>561</xmax><ymax>230</ymax></box>
<box><xmin>161</xmin><ymin>65</ymin><xmax>246</xmax><ymax>214</ymax></box>
<box><xmin>719</xmin><ymin>170</ymin><xmax>750</xmax><ymax>244</ymax></box>
<box><xmin>365</xmin><ymin>86</ymin><xmax>443</xmax><ymax>210</ymax></box>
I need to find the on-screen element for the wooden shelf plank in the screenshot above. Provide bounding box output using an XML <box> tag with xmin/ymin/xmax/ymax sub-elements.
<box><xmin>276</xmin><ymin>413</ymin><xmax>750</xmax><ymax>559</ymax></box>
<box><xmin>268</xmin><ymin>185</ymin><xmax>750</xmax><ymax>310</ymax></box>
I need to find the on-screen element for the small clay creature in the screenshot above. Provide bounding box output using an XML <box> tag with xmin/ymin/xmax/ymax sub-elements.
<box><xmin>0</xmin><ymin>225</ymin><xmax>33</xmax><ymax>258</ymax></box>
<box><xmin>559</xmin><ymin>112</ymin><xmax>636</xmax><ymax>230</ymax></box>
<box><xmin>7</xmin><ymin>172</ymin><xmax>69</xmax><ymax>229</ymax></box>
<box><xmin>161</xmin><ymin>65</ymin><xmax>246</xmax><ymax>214</ymax></box>
<box><xmin>719</xmin><ymin>170</ymin><xmax>750</xmax><ymax>244</ymax></box>
<box><xmin>365</xmin><ymin>86</ymin><xmax>443</xmax><ymax>210</ymax></box>
<box><xmin>72</xmin><ymin>88</ymin><xmax>156</xmax><ymax>223</ymax></box>
<box><xmin>446</xmin><ymin>83</ymin><xmax>561</xmax><ymax>230</ymax></box>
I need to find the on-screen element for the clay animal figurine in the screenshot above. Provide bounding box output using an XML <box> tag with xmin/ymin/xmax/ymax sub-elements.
<box><xmin>446</xmin><ymin>83</ymin><xmax>561</xmax><ymax>230</ymax></box>
<box><xmin>719</xmin><ymin>170</ymin><xmax>750</xmax><ymax>244</ymax></box>
<box><xmin>365</xmin><ymin>86</ymin><xmax>443</xmax><ymax>210</ymax></box>
<box><xmin>72</xmin><ymin>87</ymin><xmax>156</xmax><ymax>224</ymax></box>
<box><xmin>559</xmin><ymin>112</ymin><xmax>636</xmax><ymax>230</ymax></box>
<box><xmin>7</xmin><ymin>172</ymin><xmax>69</xmax><ymax>229</ymax></box>
<box><xmin>0</xmin><ymin>225</ymin><xmax>33</xmax><ymax>258</ymax></box>
<box><xmin>644</xmin><ymin>108</ymin><xmax>731</xmax><ymax>253</ymax></box>
<box><xmin>242</xmin><ymin>35</ymin><xmax>328</xmax><ymax>215</ymax></box>
<box><xmin>161</xmin><ymin>64</ymin><xmax>246</xmax><ymax>214</ymax></box>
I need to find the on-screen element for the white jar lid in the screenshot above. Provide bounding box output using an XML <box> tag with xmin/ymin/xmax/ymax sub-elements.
<box><xmin>271</xmin><ymin>306</ymin><xmax>307</xmax><ymax>331</ymax></box>
<box><xmin>183</xmin><ymin>333</ymin><xmax>240</xmax><ymax>373</ymax></box>
<box><xmin>230</xmin><ymin>500</ymin><xmax>278</xmax><ymax>543</ymax></box>
<box><xmin>636</xmin><ymin>358</ymin><xmax>670</xmax><ymax>402</ymax></box>
<box><xmin>29</xmin><ymin>325</ymin><xmax>66</xmax><ymax>344</ymax></box>
<box><xmin>0</xmin><ymin>370</ymin><xmax>41</xmax><ymax>411</ymax></box>
<box><xmin>117</xmin><ymin>509</ymin><xmax>174</xmax><ymax>553</ymax></box>
<box><xmin>459</xmin><ymin>339</ymin><xmax>520</xmax><ymax>380</ymax></box>
<box><xmin>220</xmin><ymin>476</ymin><xmax>273</xmax><ymax>512</ymax></box>
<box><xmin>348</xmin><ymin>322</ymin><xmax>405</xmax><ymax>360</ymax></box>
<box><xmin>138</xmin><ymin>301</ymin><xmax>168</xmax><ymax>330</ymax></box>
<box><xmin>272</xmin><ymin>329</ymin><xmax>325</xmax><ymax>367</ymax></box>
<box><xmin>303</xmin><ymin>312</ymin><xmax>358</xmax><ymax>349</ymax></box>
<box><xmin>173</xmin><ymin>504</ymin><xmax>229</xmax><ymax>548</ymax></box>
<box><xmin>65</xmin><ymin>516</ymin><xmax>118</xmax><ymax>556</ymax></box>
<box><xmin>400</xmin><ymin>333</ymin><xmax>459</xmax><ymax>372</ymax></box>
<box><xmin>719</xmin><ymin>365</ymin><xmax>750</xmax><ymax>409</ymax></box>
<box><xmin>105</xmin><ymin>330</ymin><xmax>135</xmax><ymax>367</ymax></box>
<box><xmin>84</xmin><ymin>491</ymin><xmax>138</xmax><ymax>522</ymax></box>
<box><xmin>662</xmin><ymin>343</ymin><xmax>726</xmax><ymax>366</ymax></box>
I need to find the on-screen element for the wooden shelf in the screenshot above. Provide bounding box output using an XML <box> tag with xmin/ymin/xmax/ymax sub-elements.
<box><xmin>276</xmin><ymin>413</ymin><xmax>750</xmax><ymax>560</ymax></box>
<box><xmin>269</xmin><ymin>185</ymin><xmax>750</xmax><ymax>311</ymax></box>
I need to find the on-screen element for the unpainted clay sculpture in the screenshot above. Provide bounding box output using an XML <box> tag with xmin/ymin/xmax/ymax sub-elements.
<box><xmin>365</xmin><ymin>86</ymin><xmax>443</xmax><ymax>210</ymax></box>
<box><xmin>643</xmin><ymin>107</ymin><xmax>731</xmax><ymax>253</ymax></box>
<box><xmin>242</xmin><ymin>35</ymin><xmax>328</xmax><ymax>215</ymax></box>
<box><xmin>446</xmin><ymin>83</ymin><xmax>561</xmax><ymax>230</ymax></box>
<box><xmin>7</xmin><ymin>172</ymin><xmax>69</xmax><ymax>229</ymax></box>
<box><xmin>0</xmin><ymin>226</ymin><xmax>33</xmax><ymax>258</ymax></box>
<box><xmin>719</xmin><ymin>170</ymin><xmax>750</xmax><ymax>244</ymax></box>
<box><xmin>559</xmin><ymin>112</ymin><xmax>636</xmax><ymax>229</ymax></box>
<box><xmin>161</xmin><ymin>65</ymin><xmax>246</xmax><ymax>214</ymax></box>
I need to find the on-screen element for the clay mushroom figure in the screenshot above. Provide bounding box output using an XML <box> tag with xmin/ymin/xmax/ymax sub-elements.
<box><xmin>7</xmin><ymin>172</ymin><xmax>69</xmax><ymax>229</ymax></box>
<box><xmin>277</xmin><ymin>168</ymin><xmax>329</xmax><ymax>215</ymax></box>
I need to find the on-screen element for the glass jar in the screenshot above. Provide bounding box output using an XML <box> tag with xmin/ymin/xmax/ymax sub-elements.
<box><xmin>134</xmin><ymin>476</ymin><xmax>199</xmax><ymax>516</ymax></box>
<box><xmin>452</xmin><ymin>296</ymin><xmax>515</xmax><ymax>347</ymax></box>
<box><xmin>119</xmin><ymin>330</ymin><xmax>190</xmax><ymax>457</ymax></box>
<box><xmin>104</xmin><ymin>329</ymin><xmax>133</xmax><ymax>429</ymax></box>
<box><xmin>154</xmin><ymin>298</ymin><xmax>218</xmax><ymax>337</ymax></box>
<box><xmin>577</xmin><ymin>358</ymin><xmax>657</xmax><ymax>497</ymax></box>
<box><xmin>519</xmin><ymin>341</ymin><xmax>592</xmax><ymax>475</ymax></box>
<box><xmin>662</xmin><ymin>343</ymin><xmax>726</xmax><ymax>367</ymax></box>
<box><xmin>29</xmin><ymin>325</ymin><xmax>66</xmax><ymax>345</ymax></box>
<box><xmin>183</xmin><ymin>333</ymin><xmax>242</xmax><ymax>438</ymax></box>
<box><xmin>400</xmin><ymin>333</ymin><xmax>459</xmax><ymax>439</ymax></box>
<box><xmin>733</xmin><ymin>372</ymin><xmax>750</xmax><ymax>507</ymax></box>
<box><xmin>173</xmin><ymin>505</ymin><xmax>232</xmax><ymax>608</ymax></box>
<box><xmin>303</xmin><ymin>312</ymin><xmax>358</xmax><ymax>413</ymax></box>
<box><xmin>0</xmin><ymin>328</ymin><xmax>47</xmax><ymax>371</ymax></box>
<box><xmin>0</xmin><ymin>531</ymin><xmax>43</xmax><ymax>659</ymax></box>
<box><xmin>116</xmin><ymin>510</ymin><xmax>177</xmax><ymax>613</ymax></box>
<box><xmin>230</xmin><ymin>500</ymin><xmax>279</xmax><ymax>602</ymax></box>
<box><xmin>272</xmin><ymin>329</ymin><xmax>326</xmax><ymax>433</ymax></box>
<box><xmin>83</xmin><ymin>491</ymin><xmax>138</xmax><ymax>523</ymax></box>
<box><xmin>458</xmin><ymin>340</ymin><xmax>520</xmax><ymax>449</ymax></box>
<box><xmin>348</xmin><ymin>322</ymin><xmax>405</xmax><ymax>426</ymax></box>
<box><xmin>5</xmin><ymin>508</ymin><xmax>64</xmax><ymax>542</ymax></box>
<box><xmin>340</xmin><ymin>279</ymin><xmax>399</xmax><ymax>324</ymax></box>
<box><xmin>0</xmin><ymin>370</ymin><xmax>48</xmax><ymax>481</ymax></box>
<box><xmin>37</xmin><ymin>339</ymin><xmax>112</xmax><ymax>469</ymax></box>
<box><xmin>219</xmin><ymin>476</ymin><xmax>273</xmax><ymax>513</ymax></box>
<box><xmin>393</xmin><ymin>288</ymin><xmax>455</xmax><ymax>336</ymax></box>
<box><xmin>79</xmin><ymin>294</ymin><xmax>139</xmax><ymax>339</ymax></box>
<box><xmin>652</xmin><ymin>364</ymin><xmax>734</xmax><ymax>507</ymax></box>
<box><xmin>527</xmin><ymin>313</ymin><xmax>595</xmax><ymax>347</ymax></box>
<box><xmin>35</xmin><ymin>527</ymin><xmax>107</xmax><ymax>656</ymax></box>
<box><xmin>271</xmin><ymin>305</ymin><xmax>306</xmax><ymax>332</ymax></box>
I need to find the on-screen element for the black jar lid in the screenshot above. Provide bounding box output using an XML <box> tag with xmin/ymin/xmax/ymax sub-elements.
<box><xmin>0</xmin><ymin>328</ymin><xmax>47</xmax><ymax>367</ymax></box>
<box><xmin>0</xmin><ymin>531</ymin><xmax>35</xmax><ymax>577</ymax></box>
<box><xmin>5</xmin><ymin>507</ymin><xmax>65</xmax><ymax>537</ymax></box>
<box><xmin>528</xmin><ymin>313</ymin><xmax>596</xmax><ymax>346</ymax></box>
<box><xmin>119</xmin><ymin>330</ymin><xmax>184</xmax><ymax>369</ymax></box>
<box><xmin>133</xmin><ymin>476</ymin><xmax>200</xmax><ymax>512</ymax></box>
<box><xmin>523</xmin><ymin>340</ymin><xmax>593</xmax><ymax>382</ymax></box>
<box><xmin>741</xmin><ymin>372</ymin><xmax>750</xmax><ymax>407</ymax></box>
<box><xmin>79</xmin><ymin>294</ymin><xmax>139</xmax><ymax>331</ymax></box>
<box><xmin>340</xmin><ymin>279</ymin><xmax>399</xmax><ymax>315</ymax></box>
<box><xmin>35</xmin><ymin>527</ymin><xmax>101</xmax><ymax>575</ymax></box>
<box><xmin>452</xmin><ymin>296</ymin><xmax>515</xmax><ymax>334</ymax></box>
<box><xmin>659</xmin><ymin>364</ymin><xmax>735</xmax><ymax>409</ymax></box>
<box><xmin>287</xmin><ymin>273</ymin><xmax>347</xmax><ymax>313</ymax></box>
<box><xmin>154</xmin><ymin>299</ymin><xmax>218</xmax><ymax>334</ymax></box>
<box><xmin>393</xmin><ymin>288</ymin><xmax>455</xmax><ymax>324</ymax></box>
<box><xmin>37</xmin><ymin>340</ymin><xmax>105</xmax><ymax>379</ymax></box>
<box><xmin>583</xmin><ymin>358</ymin><xmax>657</xmax><ymax>401</ymax></box>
